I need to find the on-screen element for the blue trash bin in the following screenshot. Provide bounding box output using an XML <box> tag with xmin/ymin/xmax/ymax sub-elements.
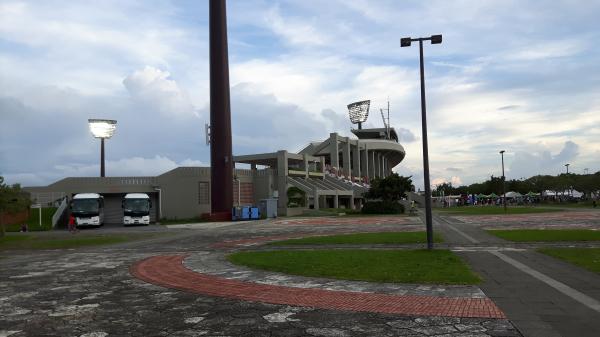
<box><xmin>250</xmin><ymin>207</ymin><xmax>260</xmax><ymax>219</ymax></box>
<box><xmin>241</xmin><ymin>207</ymin><xmax>250</xmax><ymax>220</ymax></box>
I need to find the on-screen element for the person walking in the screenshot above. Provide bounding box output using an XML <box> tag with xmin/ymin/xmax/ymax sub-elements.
<box><xmin>68</xmin><ymin>215</ymin><xmax>77</xmax><ymax>233</ymax></box>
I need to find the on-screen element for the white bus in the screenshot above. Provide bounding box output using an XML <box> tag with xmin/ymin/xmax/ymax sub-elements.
<box><xmin>122</xmin><ymin>193</ymin><xmax>151</xmax><ymax>225</ymax></box>
<box><xmin>70</xmin><ymin>193</ymin><xmax>105</xmax><ymax>227</ymax></box>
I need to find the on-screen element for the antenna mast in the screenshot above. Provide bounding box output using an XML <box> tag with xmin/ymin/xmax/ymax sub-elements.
<box><xmin>380</xmin><ymin>98</ymin><xmax>390</xmax><ymax>139</ymax></box>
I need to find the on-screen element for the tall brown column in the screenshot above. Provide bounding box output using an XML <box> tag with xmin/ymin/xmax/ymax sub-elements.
<box><xmin>209</xmin><ymin>0</ymin><xmax>233</xmax><ymax>219</ymax></box>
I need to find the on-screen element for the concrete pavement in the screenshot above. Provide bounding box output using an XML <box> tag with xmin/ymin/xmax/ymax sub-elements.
<box><xmin>434</xmin><ymin>212</ymin><xmax>600</xmax><ymax>337</ymax></box>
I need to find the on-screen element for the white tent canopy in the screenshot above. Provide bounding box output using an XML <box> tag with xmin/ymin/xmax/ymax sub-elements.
<box><xmin>542</xmin><ymin>190</ymin><xmax>584</xmax><ymax>198</ymax></box>
<box><xmin>505</xmin><ymin>191</ymin><xmax>522</xmax><ymax>198</ymax></box>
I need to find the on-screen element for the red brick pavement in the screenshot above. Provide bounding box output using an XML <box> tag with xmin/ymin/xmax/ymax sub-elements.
<box><xmin>131</xmin><ymin>255</ymin><xmax>506</xmax><ymax>319</ymax></box>
<box><xmin>272</xmin><ymin>217</ymin><xmax>414</xmax><ymax>225</ymax></box>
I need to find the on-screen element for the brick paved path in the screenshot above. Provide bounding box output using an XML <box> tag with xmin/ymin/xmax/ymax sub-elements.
<box><xmin>132</xmin><ymin>254</ymin><xmax>505</xmax><ymax>319</ymax></box>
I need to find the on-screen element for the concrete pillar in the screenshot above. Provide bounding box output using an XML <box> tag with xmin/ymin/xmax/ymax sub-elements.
<box><xmin>313</xmin><ymin>187</ymin><xmax>319</xmax><ymax>210</ymax></box>
<box><xmin>303</xmin><ymin>154</ymin><xmax>309</xmax><ymax>178</ymax></box>
<box><xmin>276</xmin><ymin>150</ymin><xmax>289</xmax><ymax>212</ymax></box>
<box><xmin>342</xmin><ymin>137</ymin><xmax>351</xmax><ymax>178</ymax></box>
<box><xmin>374</xmin><ymin>152</ymin><xmax>380</xmax><ymax>178</ymax></box>
<box><xmin>250</xmin><ymin>163</ymin><xmax>257</xmax><ymax>170</ymax></box>
<box><xmin>369</xmin><ymin>151</ymin><xmax>374</xmax><ymax>178</ymax></box>
<box><xmin>352</xmin><ymin>140</ymin><xmax>361</xmax><ymax>180</ymax></box>
<box><xmin>334</xmin><ymin>194</ymin><xmax>339</xmax><ymax>209</ymax></box>
<box><xmin>360</xmin><ymin>146</ymin><xmax>368</xmax><ymax>181</ymax></box>
<box><xmin>385</xmin><ymin>157</ymin><xmax>390</xmax><ymax>176</ymax></box>
<box><xmin>329</xmin><ymin>133</ymin><xmax>339</xmax><ymax>170</ymax></box>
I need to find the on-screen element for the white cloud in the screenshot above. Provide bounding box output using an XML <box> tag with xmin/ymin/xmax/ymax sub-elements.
<box><xmin>506</xmin><ymin>39</ymin><xmax>586</xmax><ymax>61</ymax></box>
<box><xmin>263</xmin><ymin>5</ymin><xmax>329</xmax><ymax>46</ymax></box>
<box><xmin>123</xmin><ymin>66</ymin><xmax>199</xmax><ymax>118</ymax></box>
<box><xmin>508</xmin><ymin>141</ymin><xmax>580</xmax><ymax>178</ymax></box>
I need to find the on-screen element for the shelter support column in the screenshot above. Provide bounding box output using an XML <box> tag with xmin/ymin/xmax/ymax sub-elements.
<box><xmin>276</xmin><ymin>150</ymin><xmax>289</xmax><ymax>213</ymax></box>
<box><xmin>303</xmin><ymin>154</ymin><xmax>309</xmax><ymax>178</ymax></box>
<box><xmin>360</xmin><ymin>146</ymin><xmax>368</xmax><ymax>181</ymax></box>
<box><xmin>342</xmin><ymin>137</ymin><xmax>351</xmax><ymax>178</ymax></box>
<box><xmin>329</xmin><ymin>133</ymin><xmax>339</xmax><ymax>171</ymax></box>
<box><xmin>352</xmin><ymin>141</ymin><xmax>361</xmax><ymax>180</ymax></box>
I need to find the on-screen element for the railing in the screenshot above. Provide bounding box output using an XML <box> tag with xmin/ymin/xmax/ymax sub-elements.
<box><xmin>29</xmin><ymin>191</ymin><xmax>66</xmax><ymax>205</ymax></box>
<box><xmin>52</xmin><ymin>197</ymin><xmax>68</xmax><ymax>229</ymax></box>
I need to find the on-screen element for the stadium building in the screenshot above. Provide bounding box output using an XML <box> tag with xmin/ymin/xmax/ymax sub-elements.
<box><xmin>25</xmin><ymin>103</ymin><xmax>406</xmax><ymax>222</ymax></box>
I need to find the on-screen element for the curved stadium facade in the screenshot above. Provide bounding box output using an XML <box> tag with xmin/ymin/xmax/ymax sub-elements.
<box><xmin>25</xmin><ymin>127</ymin><xmax>405</xmax><ymax>221</ymax></box>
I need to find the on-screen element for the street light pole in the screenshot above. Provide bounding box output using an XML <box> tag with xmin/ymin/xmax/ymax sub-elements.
<box><xmin>100</xmin><ymin>138</ymin><xmax>105</xmax><ymax>177</ymax></box>
<box><xmin>401</xmin><ymin>34</ymin><xmax>442</xmax><ymax>250</ymax></box>
<box><xmin>565</xmin><ymin>163</ymin><xmax>570</xmax><ymax>174</ymax></box>
<box><xmin>500</xmin><ymin>150</ymin><xmax>506</xmax><ymax>212</ymax></box>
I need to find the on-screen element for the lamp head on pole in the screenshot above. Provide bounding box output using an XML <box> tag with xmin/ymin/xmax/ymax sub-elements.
<box><xmin>499</xmin><ymin>150</ymin><xmax>505</xmax><ymax>154</ymax></box>
<box><xmin>88</xmin><ymin>119</ymin><xmax>117</xmax><ymax>139</ymax></box>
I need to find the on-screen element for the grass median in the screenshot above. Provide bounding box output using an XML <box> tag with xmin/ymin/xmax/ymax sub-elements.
<box><xmin>538</xmin><ymin>248</ymin><xmax>600</xmax><ymax>274</ymax></box>
<box><xmin>228</xmin><ymin>249</ymin><xmax>480</xmax><ymax>284</ymax></box>
<box><xmin>268</xmin><ymin>231</ymin><xmax>443</xmax><ymax>246</ymax></box>
<box><xmin>487</xmin><ymin>229</ymin><xmax>600</xmax><ymax>242</ymax></box>
<box><xmin>0</xmin><ymin>233</ymin><xmax>158</xmax><ymax>250</ymax></box>
<box><xmin>437</xmin><ymin>206</ymin><xmax>562</xmax><ymax>215</ymax></box>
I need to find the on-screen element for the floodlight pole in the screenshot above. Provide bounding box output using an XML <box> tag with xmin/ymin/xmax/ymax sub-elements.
<box><xmin>401</xmin><ymin>35</ymin><xmax>441</xmax><ymax>250</ymax></box>
<box><xmin>100</xmin><ymin>138</ymin><xmax>105</xmax><ymax>177</ymax></box>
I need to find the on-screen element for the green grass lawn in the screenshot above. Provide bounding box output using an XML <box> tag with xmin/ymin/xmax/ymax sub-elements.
<box><xmin>487</xmin><ymin>229</ymin><xmax>600</xmax><ymax>242</ymax></box>
<box><xmin>295</xmin><ymin>208</ymin><xmax>383</xmax><ymax>217</ymax></box>
<box><xmin>228</xmin><ymin>249</ymin><xmax>480</xmax><ymax>284</ymax></box>
<box><xmin>538</xmin><ymin>248</ymin><xmax>600</xmax><ymax>274</ymax></box>
<box><xmin>269</xmin><ymin>231</ymin><xmax>443</xmax><ymax>246</ymax></box>
<box><xmin>541</xmin><ymin>202</ymin><xmax>597</xmax><ymax>208</ymax></box>
<box><xmin>437</xmin><ymin>206</ymin><xmax>562</xmax><ymax>215</ymax></box>
<box><xmin>5</xmin><ymin>207</ymin><xmax>57</xmax><ymax>232</ymax></box>
<box><xmin>0</xmin><ymin>233</ymin><xmax>155</xmax><ymax>250</ymax></box>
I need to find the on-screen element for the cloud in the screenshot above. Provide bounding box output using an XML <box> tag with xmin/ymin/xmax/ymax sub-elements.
<box><xmin>263</xmin><ymin>5</ymin><xmax>329</xmax><ymax>46</ymax></box>
<box><xmin>432</xmin><ymin>176</ymin><xmax>463</xmax><ymax>187</ymax></box>
<box><xmin>506</xmin><ymin>39</ymin><xmax>586</xmax><ymax>61</ymax></box>
<box><xmin>123</xmin><ymin>66</ymin><xmax>198</xmax><ymax>118</ymax></box>
<box><xmin>498</xmin><ymin>105</ymin><xmax>520</xmax><ymax>111</ymax></box>
<box><xmin>396</xmin><ymin>128</ymin><xmax>417</xmax><ymax>143</ymax></box>
<box><xmin>2</xmin><ymin>0</ymin><xmax>600</xmax><ymax>192</ymax></box>
<box><xmin>509</xmin><ymin>141</ymin><xmax>580</xmax><ymax>178</ymax></box>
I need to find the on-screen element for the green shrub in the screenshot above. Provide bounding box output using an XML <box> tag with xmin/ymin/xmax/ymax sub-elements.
<box><xmin>287</xmin><ymin>186</ymin><xmax>306</xmax><ymax>207</ymax></box>
<box><xmin>361</xmin><ymin>201</ymin><xmax>404</xmax><ymax>214</ymax></box>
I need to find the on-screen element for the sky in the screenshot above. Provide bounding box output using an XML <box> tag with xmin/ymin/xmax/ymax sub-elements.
<box><xmin>1</xmin><ymin>0</ymin><xmax>599</xmax><ymax>189</ymax></box>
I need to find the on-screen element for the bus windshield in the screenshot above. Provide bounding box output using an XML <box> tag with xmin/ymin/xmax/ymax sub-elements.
<box><xmin>124</xmin><ymin>199</ymin><xmax>149</xmax><ymax>213</ymax></box>
<box><xmin>72</xmin><ymin>199</ymin><xmax>99</xmax><ymax>214</ymax></box>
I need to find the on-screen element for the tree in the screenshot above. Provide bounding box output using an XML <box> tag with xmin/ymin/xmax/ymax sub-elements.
<box><xmin>365</xmin><ymin>174</ymin><xmax>414</xmax><ymax>201</ymax></box>
<box><xmin>286</xmin><ymin>186</ymin><xmax>306</xmax><ymax>207</ymax></box>
<box><xmin>0</xmin><ymin>176</ymin><xmax>31</xmax><ymax>237</ymax></box>
<box><xmin>434</xmin><ymin>182</ymin><xmax>454</xmax><ymax>196</ymax></box>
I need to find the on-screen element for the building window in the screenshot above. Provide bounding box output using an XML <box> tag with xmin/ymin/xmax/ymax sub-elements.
<box><xmin>198</xmin><ymin>182</ymin><xmax>210</xmax><ymax>204</ymax></box>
